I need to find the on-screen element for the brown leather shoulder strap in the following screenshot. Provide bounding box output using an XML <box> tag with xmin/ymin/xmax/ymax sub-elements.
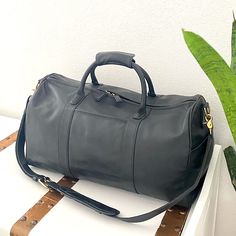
<box><xmin>0</xmin><ymin>131</ymin><xmax>79</xmax><ymax>235</ymax></box>
<box><xmin>10</xmin><ymin>176</ymin><xmax>78</xmax><ymax>236</ymax></box>
<box><xmin>0</xmin><ymin>131</ymin><xmax>18</xmax><ymax>151</ymax></box>
<box><xmin>156</xmin><ymin>206</ymin><xmax>189</xmax><ymax>236</ymax></box>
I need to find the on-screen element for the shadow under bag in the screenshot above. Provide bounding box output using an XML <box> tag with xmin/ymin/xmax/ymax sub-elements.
<box><xmin>16</xmin><ymin>51</ymin><xmax>214</xmax><ymax>222</ymax></box>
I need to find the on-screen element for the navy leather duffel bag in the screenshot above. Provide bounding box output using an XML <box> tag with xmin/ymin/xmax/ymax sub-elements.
<box><xmin>16</xmin><ymin>52</ymin><xmax>214</xmax><ymax>222</ymax></box>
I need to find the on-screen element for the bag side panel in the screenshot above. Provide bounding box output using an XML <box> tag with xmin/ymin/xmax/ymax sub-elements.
<box><xmin>178</xmin><ymin>98</ymin><xmax>212</xmax><ymax>207</ymax></box>
<box><xmin>134</xmin><ymin>104</ymin><xmax>193</xmax><ymax>201</ymax></box>
<box><xmin>25</xmin><ymin>77</ymin><xmax>78</xmax><ymax>172</ymax></box>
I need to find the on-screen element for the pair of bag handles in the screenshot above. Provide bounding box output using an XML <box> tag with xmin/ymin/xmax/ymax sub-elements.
<box><xmin>90</xmin><ymin>52</ymin><xmax>156</xmax><ymax>97</ymax></box>
<box><xmin>16</xmin><ymin>52</ymin><xmax>213</xmax><ymax>223</ymax></box>
<box><xmin>71</xmin><ymin>52</ymin><xmax>156</xmax><ymax>119</ymax></box>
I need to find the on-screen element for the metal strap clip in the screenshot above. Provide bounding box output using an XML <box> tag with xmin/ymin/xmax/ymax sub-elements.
<box><xmin>38</xmin><ymin>177</ymin><xmax>51</xmax><ymax>189</ymax></box>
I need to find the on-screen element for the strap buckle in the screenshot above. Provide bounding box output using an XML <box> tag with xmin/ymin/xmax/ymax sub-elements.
<box><xmin>38</xmin><ymin>177</ymin><xmax>51</xmax><ymax>188</ymax></box>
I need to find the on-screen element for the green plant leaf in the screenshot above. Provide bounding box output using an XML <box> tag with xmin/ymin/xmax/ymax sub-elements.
<box><xmin>183</xmin><ymin>30</ymin><xmax>236</xmax><ymax>143</ymax></box>
<box><xmin>224</xmin><ymin>146</ymin><xmax>236</xmax><ymax>191</ymax></box>
<box><xmin>231</xmin><ymin>12</ymin><xmax>236</xmax><ymax>74</ymax></box>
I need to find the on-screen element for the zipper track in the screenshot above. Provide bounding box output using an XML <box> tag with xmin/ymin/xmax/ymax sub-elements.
<box><xmin>98</xmin><ymin>88</ymin><xmax>197</xmax><ymax>108</ymax></box>
<box><xmin>45</xmin><ymin>74</ymin><xmax>198</xmax><ymax>108</ymax></box>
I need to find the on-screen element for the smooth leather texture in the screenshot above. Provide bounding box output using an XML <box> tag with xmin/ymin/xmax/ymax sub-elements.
<box><xmin>96</xmin><ymin>51</ymin><xmax>135</xmax><ymax>68</ymax></box>
<box><xmin>16</xmin><ymin>111</ymin><xmax>213</xmax><ymax>222</ymax></box>
<box><xmin>16</xmin><ymin>52</ymin><xmax>214</xmax><ymax>222</ymax></box>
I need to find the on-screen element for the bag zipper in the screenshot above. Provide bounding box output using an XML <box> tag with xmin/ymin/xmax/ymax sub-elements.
<box><xmin>37</xmin><ymin>74</ymin><xmax>199</xmax><ymax>108</ymax></box>
<box><xmin>98</xmin><ymin>88</ymin><xmax>197</xmax><ymax>108</ymax></box>
<box><xmin>104</xmin><ymin>90</ymin><xmax>123</xmax><ymax>103</ymax></box>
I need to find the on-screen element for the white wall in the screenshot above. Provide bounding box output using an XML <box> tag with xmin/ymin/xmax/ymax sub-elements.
<box><xmin>0</xmin><ymin>1</ymin><xmax>235</xmax><ymax>235</ymax></box>
<box><xmin>0</xmin><ymin>0</ymin><xmax>235</xmax><ymax>148</ymax></box>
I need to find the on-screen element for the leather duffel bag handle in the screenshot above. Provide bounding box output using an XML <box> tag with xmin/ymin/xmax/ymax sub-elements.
<box><xmin>71</xmin><ymin>52</ymin><xmax>156</xmax><ymax>119</ymax></box>
<box><xmin>90</xmin><ymin>52</ymin><xmax>156</xmax><ymax>97</ymax></box>
<box><xmin>16</xmin><ymin>96</ymin><xmax>213</xmax><ymax>223</ymax></box>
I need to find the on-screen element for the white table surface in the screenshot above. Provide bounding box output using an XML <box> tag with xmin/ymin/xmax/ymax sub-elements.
<box><xmin>0</xmin><ymin>116</ymin><xmax>222</xmax><ymax>236</ymax></box>
<box><xmin>182</xmin><ymin>145</ymin><xmax>222</xmax><ymax>236</ymax></box>
<box><xmin>0</xmin><ymin>115</ymin><xmax>19</xmax><ymax>140</ymax></box>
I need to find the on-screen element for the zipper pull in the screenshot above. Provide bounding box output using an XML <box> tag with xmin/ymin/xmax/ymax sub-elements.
<box><xmin>113</xmin><ymin>94</ymin><xmax>123</xmax><ymax>103</ymax></box>
<box><xmin>204</xmin><ymin>104</ymin><xmax>213</xmax><ymax>135</ymax></box>
<box><xmin>93</xmin><ymin>90</ymin><xmax>108</xmax><ymax>102</ymax></box>
<box><xmin>106</xmin><ymin>90</ymin><xmax>123</xmax><ymax>103</ymax></box>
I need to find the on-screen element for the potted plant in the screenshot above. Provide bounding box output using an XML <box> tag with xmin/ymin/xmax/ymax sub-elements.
<box><xmin>183</xmin><ymin>14</ymin><xmax>236</xmax><ymax>190</ymax></box>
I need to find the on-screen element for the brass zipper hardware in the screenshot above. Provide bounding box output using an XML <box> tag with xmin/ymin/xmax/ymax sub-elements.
<box><xmin>105</xmin><ymin>90</ymin><xmax>116</xmax><ymax>96</ymax></box>
<box><xmin>105</xmin><ymin>90</ymin><xmax>123</xmax><ymax>103</ymax></box>
<box><xmin>204</xmin><ymin>105</ymin><xmax>213</xmax><ymax>135</ymax></box>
